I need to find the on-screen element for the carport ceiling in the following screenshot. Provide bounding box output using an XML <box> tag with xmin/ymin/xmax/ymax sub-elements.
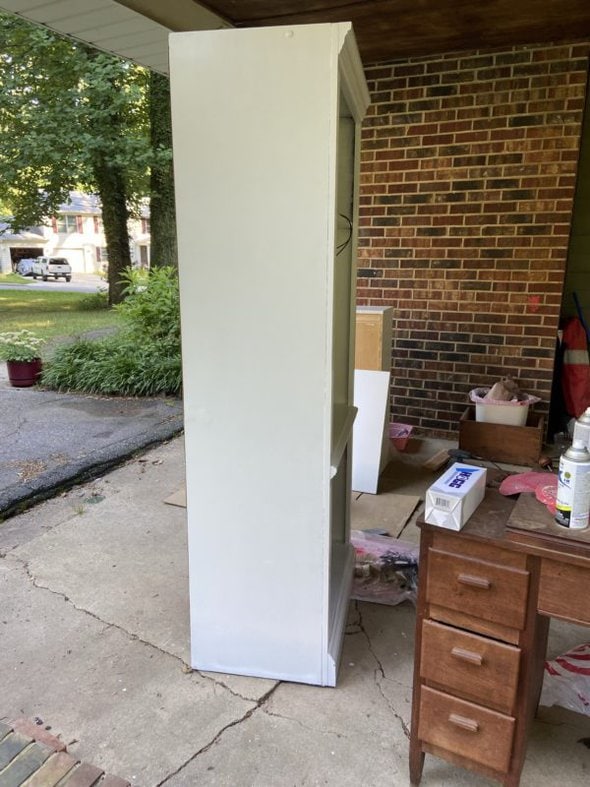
<box><xmin>139</xmin><ymin>0</ymin><xmax>590</xmax><ymax>62</ymax></box>
<box><xmin>0</xmin><ymin>0</ymin><xmax>228</xmax><ymax>73</ymax></box>
<box><xmin>3</xmin><ymin>1</ymin><xmax>590</xmax><ymax>69</ymax></box>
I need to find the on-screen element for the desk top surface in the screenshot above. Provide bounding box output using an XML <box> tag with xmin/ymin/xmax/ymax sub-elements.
<box><xmin>420</xmin><ymin>488</ymin><xmax>590</xmax><ymax>563</ymax></box>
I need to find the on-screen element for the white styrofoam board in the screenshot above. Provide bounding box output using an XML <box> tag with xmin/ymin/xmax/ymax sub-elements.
<box><xmin>352</xmin><ymin>370</ymin><xmax>391</xmax><ymax>494</ymax></box>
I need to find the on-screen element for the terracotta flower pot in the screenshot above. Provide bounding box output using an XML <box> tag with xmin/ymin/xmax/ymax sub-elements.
<box><xmin>6</xmin><ymin>358</ymin><xmax>43</xmax><ymax>387</ymax></box>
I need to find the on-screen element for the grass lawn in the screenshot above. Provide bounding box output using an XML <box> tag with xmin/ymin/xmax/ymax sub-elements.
<box><xmin>0</xmin><ymin>273</ymin><xmax>28</xmax><ymax>284</ymax></box>
<box><xmin>0</xmin><ymin>289</ymin><xmax>121</xmax><ymax>358</ymax></box>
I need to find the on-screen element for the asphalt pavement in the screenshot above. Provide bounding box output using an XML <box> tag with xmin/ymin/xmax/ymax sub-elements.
<box><xmin>0</xmin><ymin>361</ymin><xmax>183</xmax><ymax>518</ymax></box>
<box><xmin>0</xmin><ymin>272</ymin><xmax>105</xmax><ymax>294</ymax></box>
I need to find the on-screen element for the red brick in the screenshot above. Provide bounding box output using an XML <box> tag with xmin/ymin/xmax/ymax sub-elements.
<box><xmin>10</xmin><ymin>718</ymin><xmax>66</xmax><ymax>753</ymax></box>
<box><xmin>24</xmin><ymin>752</ymin><xmax>79</xmax><ymax>786</ymax></box>
<box><xmin>358</xmin><ymin>41</ymin><xmax>585</xmax><ymax>435</ymax></box>
<box><xmin>60</xmin><ymin>762</ymin><xmax>104</xmax><ymax>786</ymax></box>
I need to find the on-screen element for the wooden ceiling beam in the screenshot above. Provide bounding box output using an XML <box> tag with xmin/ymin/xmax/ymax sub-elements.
<box><xmin>199</xmin><ymin>0</ymin><xmax>590</xmax><ymax>61</ymax></box>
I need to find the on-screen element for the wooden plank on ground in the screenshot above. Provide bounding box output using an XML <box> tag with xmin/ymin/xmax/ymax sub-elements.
<box><xmin>164</xmin><ymin>485</ymin><xmax>186</xmax><ymax>508</ymax></box>
<box><xmin>422</xmin><ymin>449</ymin><xmax>449</xmax><ymax>471</ymax></box>
<box><xmin>351</xmin><ymin>493</ymin><xmax>421</xmax><ymax>537</ymax></box>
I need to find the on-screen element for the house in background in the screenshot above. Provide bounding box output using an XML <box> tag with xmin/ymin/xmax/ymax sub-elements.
<box><xmin>0</xmin><ymin>191</ymin><xmax>150</xmax><ymax>275</ymax></box>
<box><xmin>0</xmin><ymin>222</ymin><xmax>45</xmax><ymax>273</ymax></box>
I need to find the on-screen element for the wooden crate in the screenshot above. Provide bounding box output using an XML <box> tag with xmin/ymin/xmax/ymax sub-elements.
<box><xmin>458</xmin><ymin>406</ymin><xmax>544</xmax><ymax>466</ymax></box>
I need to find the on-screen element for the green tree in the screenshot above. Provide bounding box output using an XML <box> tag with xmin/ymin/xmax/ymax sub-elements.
<box><xmin>149</xmin><ymin>71</ymin><xmax>177</xmax><ymax>269</ymax></box>
<box><xmin>0</xmin><ymin>13</ymin><xmax>152</xmax><ymax>304</ymax></box>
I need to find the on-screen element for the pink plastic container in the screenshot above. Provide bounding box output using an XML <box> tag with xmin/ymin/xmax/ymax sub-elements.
<box><xmin>389</xmin><ymin>422</ymin><xmax>413</xmax><ymax>452</ymax></box>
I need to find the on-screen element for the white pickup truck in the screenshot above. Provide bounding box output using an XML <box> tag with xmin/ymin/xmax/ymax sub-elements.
<box><xmin>32</xmin><ymin>256</ymin><xmax>72</xmax><ymax>282</ymax></box>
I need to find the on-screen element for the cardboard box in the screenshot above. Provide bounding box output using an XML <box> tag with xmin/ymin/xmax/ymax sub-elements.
<box><xmin>355</xmin><ymin>307</ymin><xmax>393</xmax><ymax>371</ymax></box>
<box><xmin>459</xmin><ymin>406</ymin><xmax>544</xmax><ymax>466</ymax></box>
<box><xmin>425</xmin><ymin>462</ymin><xmax>487</xmax><ymax>531</ymax></box>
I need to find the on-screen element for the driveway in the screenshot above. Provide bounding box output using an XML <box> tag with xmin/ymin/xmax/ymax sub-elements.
<box><xmin>0</xmin><ymin>361</ymin><xmax>183</xmax><ymax>518</ymax></box>
<box><xmin>0</xmin><ymin>273</ymin><xmax>105</xmax><ymax>294</ymax></box>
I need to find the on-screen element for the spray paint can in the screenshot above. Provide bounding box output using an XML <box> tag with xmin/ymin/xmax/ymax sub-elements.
<box><xmin>573</xmin><ymin>407</ymin><xmax>590</xmax><ymax>450</ymax></box>
<box><xmin>555</xmin><ymin>439</ymin><xmax>590</xmax><ymax>529</ymax></box>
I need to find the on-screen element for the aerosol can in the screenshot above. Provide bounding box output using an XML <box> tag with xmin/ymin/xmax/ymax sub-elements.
<box><xmin>573</xmin><ymin>407</ymin><xmax>590</xmax><ymax>449</ymax></box>
<box><xmin>555</xmin><ymin>439</ymin><xmax>590</xmax><ymax>529</ymax></box>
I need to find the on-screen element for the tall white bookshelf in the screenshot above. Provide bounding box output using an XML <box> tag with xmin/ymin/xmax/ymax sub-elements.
<box><xmin>169</xmin><ymin>23</ymin><xmax>369</xmax><ymax>685</ymax></box>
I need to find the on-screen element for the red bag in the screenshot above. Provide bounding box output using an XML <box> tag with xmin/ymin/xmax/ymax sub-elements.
<box><xmin>561</xmin><ymin>318</ymin><xmax>590</xmax><ymax>417</ymax></box>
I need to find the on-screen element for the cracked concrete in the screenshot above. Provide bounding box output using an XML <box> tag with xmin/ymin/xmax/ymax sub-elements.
<box><xmin>0</xmin><ymin>439</ymin><xmax>278</xmax><ymax>784</ymax></box>
<box><xmin>163</xmin><ymin>623</ymin><xmax>412</xmax><ymax>786</ymax></box>
<box><xmin>0</xmin><ymin>553</ymin><xmax>257</xmax><ymax>785</ymax></box>
<box><xmin>157</xmin><ymin>684</ymin><xmax>280</xmax><ymax>787</ymax></box>
<box><xmin>1</xmin><ymin>435</ymin><xmax>589</xmax><ymax>785</ymax></box>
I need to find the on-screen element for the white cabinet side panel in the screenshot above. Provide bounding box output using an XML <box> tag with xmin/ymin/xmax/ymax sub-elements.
<box><xmin>170</xmin><ymin>26</ymin><xmax>340</xmax><ymax>682</ymax></box>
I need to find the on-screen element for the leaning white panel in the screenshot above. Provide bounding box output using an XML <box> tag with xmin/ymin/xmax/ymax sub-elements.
<box><xmin>352</xmin><ymin>370</ymin><xmax>392</xmax><ymax>494</ymax></box>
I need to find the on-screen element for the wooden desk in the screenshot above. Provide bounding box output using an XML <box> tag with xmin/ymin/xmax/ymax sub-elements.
<box><xmin>409</xmin><ymin>490</ymin><xmax>590</xmax><ymax>786</ymax></box>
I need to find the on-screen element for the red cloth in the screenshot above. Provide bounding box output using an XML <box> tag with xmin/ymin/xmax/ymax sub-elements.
<box><xmin>561</xmin><ymin>317</ymin><xmax>590</xmax><ymax>417</ymax></box>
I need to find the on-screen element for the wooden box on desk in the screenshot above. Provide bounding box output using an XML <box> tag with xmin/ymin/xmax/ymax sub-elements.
<box><xmin>459</xmin><ymin>406</ymin><xmax>544</xmax><ymax>465</ymax></box>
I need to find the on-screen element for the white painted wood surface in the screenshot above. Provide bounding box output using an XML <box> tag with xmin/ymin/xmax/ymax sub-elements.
<box><xmin>352</xmin><ymin>370</ymin><xmax>392</xmax><ymax>493</ymax></box>
<box><xmin>169</xmin><ymin>24</ymin><xmax>368</xmax><ymax>685</ymax></box>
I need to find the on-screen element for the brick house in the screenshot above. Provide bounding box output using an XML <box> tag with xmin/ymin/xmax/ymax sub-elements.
<box><xmin>358</xmin><ymin>43</ymin><xmax>589</xmax><ymax>435</ymax></box>
<box><xmin>3</xmin><ymin>1</ymin><xmax>590</xmax><ymax>436</ymax></box>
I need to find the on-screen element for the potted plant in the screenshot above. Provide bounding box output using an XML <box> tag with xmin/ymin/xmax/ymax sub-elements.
<box><xmin>0</xmin><ymin>329</ymin><xmax>45</xmax><ymax>387</ymax></box>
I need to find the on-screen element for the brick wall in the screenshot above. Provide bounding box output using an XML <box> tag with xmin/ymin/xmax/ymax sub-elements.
<box><xmin>358</xmin><ymin>43</ymin><xmax>589</xmax><ymax>436</ymax></box>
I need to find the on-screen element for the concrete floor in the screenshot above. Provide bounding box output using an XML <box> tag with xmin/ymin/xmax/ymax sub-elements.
<box><xmin>0</xmin><ymin>435</ymin><xmax>589</xmax><ymax>785</ymax></box>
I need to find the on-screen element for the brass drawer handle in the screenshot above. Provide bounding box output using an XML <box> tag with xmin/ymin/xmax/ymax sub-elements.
<box><xmin>451</xmin><ymin>646</ymin><xmax>483</xmax><ymax>666</ymax></box>
<box><xmin>448</xmin><ymin>713</ymin><xmax>479</xmax><ymax>733</ymax></box>
<box><xmin>457</xmin><ymin>573</ymin><xmax>491</xmax><ymax>590</ymax></box>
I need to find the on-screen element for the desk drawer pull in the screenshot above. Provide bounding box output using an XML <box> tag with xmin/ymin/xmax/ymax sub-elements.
<box><xmin>448</xmin><ymin>713</ymin><xmax>479</xmax><ymax>733</ymax></box>
<box><xmin>457</xmin><ymin>573</ymin><xmax>491</xmax><ymax>590</ymax></box>
<box><xmin>451</xmin><ymin>646</ymin><xmax>483</xmax><ymax>666</ymax></box>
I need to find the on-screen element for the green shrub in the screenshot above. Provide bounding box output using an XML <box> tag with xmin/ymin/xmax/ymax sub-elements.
<box><xmin>117</xmin><ymin>266</ymin><xmax>180</xmax><ymax>345</ymax></box>
<box><xmin>42</xmin><ymin>267</ymin><xmax>182</xmax><ymax>396</ymax></box>
<box><xmin>78</xmin><ymin>289</ymin><xmax>109</xmax><ymax>311</ymax></box>
<box><xmin>42</xmin><ymin>335</ymin><xmax>182</xmax><ymax>396</ymax></box>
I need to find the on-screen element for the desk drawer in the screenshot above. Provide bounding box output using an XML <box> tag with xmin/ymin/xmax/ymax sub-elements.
<box><xmin>426</xmin><ymin>548</ymin><xmax>530</xmax><ymax>630</ymax></box>
<box><xmin>420</xmin><ymin>620</ymin><xmax>520</xmax><ymax>714</ymax></box>
<box><xmin>418</xmin><ymin>686</ymin><xmax>515</xmax><ymax>774</ymax></box>
<box><xmin>432</xmin><ymin>531</ymin><xmax>527</xmax><ymax>570</ymax></box>
<box><xmin>539</xmin><ymin>558</ymin><xmax>590</xmax><ymax>624</ymax></box>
